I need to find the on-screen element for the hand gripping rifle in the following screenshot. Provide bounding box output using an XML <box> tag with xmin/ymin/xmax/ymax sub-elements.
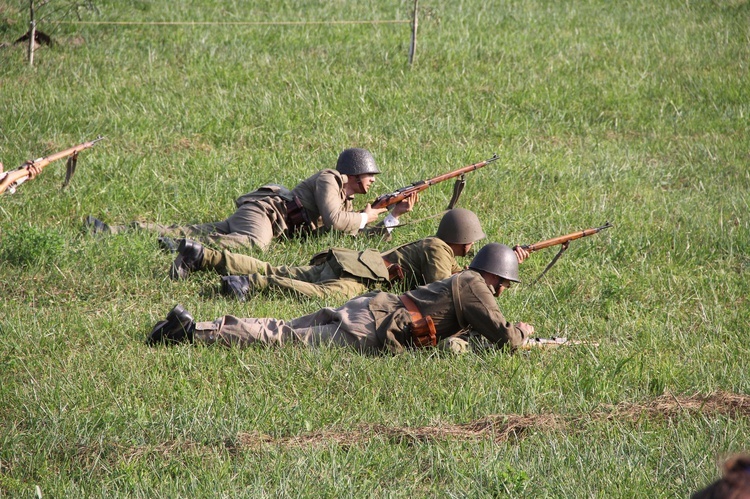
<box><xmin>370</xmin><ymin>154</ymin><xmax>499</xmax><ymax>210</ymax></box>
<box><xmin>0</xmin><ymin>136</ymin><xmax>105</xmax><ymax>195</ymax></box>
<box><xmin>517</xmin><ymin>222</ymin><xmax>613</xmax><ymax>284</ymax></box>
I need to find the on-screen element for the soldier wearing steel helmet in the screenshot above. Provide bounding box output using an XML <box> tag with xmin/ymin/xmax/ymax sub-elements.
<box><xmin>691</xmin><ymin>454</ymin><xmax>750</xmax><ymax>499</ymax></box>
<box><xmin>83</xmin><ymin>148</ymin><xmax>416</xmax><ymax>251</ymax></box>
<box><xmin>146</xmin><ymin>242</ymin><xmax>535</xmax><ymax>354</ymax></box>
<box><xmin>168</xmin><ymin>208</ymin><xmax>520</xmax><ymax>301</ymax></box>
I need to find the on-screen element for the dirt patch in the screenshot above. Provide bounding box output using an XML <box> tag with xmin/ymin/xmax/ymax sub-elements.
<box><xmin>72</xmin><ymin>391</ymin><xmax>749</xmax><ymax>465</ymax></box>
<box><xmin>603</xmin><ymin>391</ymin><xmax>750</xmax><ymax>421</ymax></box>
<box><xmin>165</xmin><ymin>136</ymin><xmax>213</xmax><ymax>155</ymax></box>
<box><xmin>236</xmin><ymin>391</ymin><xmax>750</xmax><ymax>449</ymax></box>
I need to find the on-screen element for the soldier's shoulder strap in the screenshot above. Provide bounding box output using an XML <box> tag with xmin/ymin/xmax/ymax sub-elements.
<box><xmin>451</xmin><ymin>272</ymin><xmax>468</xmax><ymax>329</ymax></box>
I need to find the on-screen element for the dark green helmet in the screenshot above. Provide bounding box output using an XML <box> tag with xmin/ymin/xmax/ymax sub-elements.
<box><xmin>336</xmin><ymin>148</ymin><xmax>381</xmax><ymax>176</ymax></box>
<box><xmin>469</xmin><ymin>243</ymin><xmax>520</xmax><ymax>282</ymax></box>
<box><xmin>436</xmin><ymin>208</ymin><xmax>486</xmax><ymax>245</ymax></box>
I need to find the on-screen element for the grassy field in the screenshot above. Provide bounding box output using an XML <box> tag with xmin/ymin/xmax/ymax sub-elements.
<box><xmin>1</xmin><ymin>0</ymin><xmax>749</xmax><ymax>496</ymax></box>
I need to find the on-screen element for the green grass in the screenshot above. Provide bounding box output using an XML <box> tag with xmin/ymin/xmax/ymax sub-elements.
<box><xmin>1</xmin><ymin>0</ymin><xmax>749</xmax><ymax>496</ymax></box>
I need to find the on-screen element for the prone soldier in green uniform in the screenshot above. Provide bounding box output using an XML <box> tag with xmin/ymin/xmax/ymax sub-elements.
<box><xmin>85</xmin><ymin>148</ymin><xmax>415</xmax><ymax>251</ymax></box>
<box><xmin>147</xmin><ymin>243</ymin><xmax>535</xmax><ymax>354</ymax></box>
<box><xmin>169</xmin><ymin>208</ymin><xmax>529</xmax><ymax>301</ymax></box>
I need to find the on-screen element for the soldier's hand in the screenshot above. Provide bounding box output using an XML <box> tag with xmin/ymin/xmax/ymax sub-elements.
<box><xmin>362</xmin><ymin>204</ymin><xmax>389</xmax><ymax>224</ymax></box>
<box><xmin>515</xmin><ymin>322</ymin><xmax>535</xmax><ymax>338</ymax></box>
<box><xmin>390</xmin><ymin>192</ymin><xmax>419</xmax><ymax>218</ymax></box>
<box><xmin>513</xmin><ymin>245</ymin><xmax>530</xmax><ymax>264</ymax></box>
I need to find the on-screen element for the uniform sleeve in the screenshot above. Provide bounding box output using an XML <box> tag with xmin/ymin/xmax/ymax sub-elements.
<box><xmin>420</xmin><ymin>244</ymin><xmax>457</xmax><ymax>284</ymax></box>
<box><xmin>314</xmin><ymin>171</ymin><xmax>362</xmax><ymax>234</ymax></box>
<box><xmin>458</xmin><ymin>274</ymin><xmax>526</xmax><ymax>348</ymax></box>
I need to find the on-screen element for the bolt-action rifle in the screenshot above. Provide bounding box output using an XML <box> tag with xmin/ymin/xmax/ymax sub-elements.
<box><xmin>370</xmin><ymin>154</ymin><xmax>499</xmax><ymax>210</ymax></box>
<box><xmin>517</xmin><ymin>222</ymin><xmax>613</xmax><ymax>283</ymax></box>
<box><xmin>520</xmin><ymin>337</ymin><xmax>599</xmax><ymax>350</ymax></box>
<box><xmin>0</xmin><ymin>136</ymin><xmax>105</xmax><ymax>195</ymax></box>
<box><xmin>449</xmin><ymin>331</ymin><xmax>598</xmax><ymax>353</ymax></box>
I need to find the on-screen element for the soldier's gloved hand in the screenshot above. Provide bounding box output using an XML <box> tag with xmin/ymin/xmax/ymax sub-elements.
<box><xmin>390</xmin><ymin>192</ymin><xmax>419</xmax><ymax>218</ymax></box>
<box><xmin>515</xmin><ymin>322</ymin><xmax>535</xmax><ymax>338</ymax></box>
<box><xmin>512</xmin><ymin>245</ymin><xmax>530</xmax><ymax>264</ymax></box>
<box><xmin>362</xmin><ymin>203</ymin><xmax>388</xmax><ymax>224</ymax></box>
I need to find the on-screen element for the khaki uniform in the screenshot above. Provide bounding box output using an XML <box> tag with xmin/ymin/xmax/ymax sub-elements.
<box><xmin>193</xmin><ymin>270</ymin><xmax>527</xmax><ymax>354</ymax></box>
<box><xmin>107</xmin><ymin>170</ymin><xmax>360</xmax><ymax>250</ymax></box>
<box><xmin>201</xmin><ymin>237</ymin><xmax>462</xmax><ymax>300</ymax></box>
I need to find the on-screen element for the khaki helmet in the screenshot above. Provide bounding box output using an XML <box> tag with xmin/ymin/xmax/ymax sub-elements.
<box><xmin>435</xmin><ymin>208</ymin><xmax>486</xmax><ymax>245</ymax></box>
<box><xmin>336</xmin><ymin>148</ymin><xmax>381</xmax><ymax>176</ymax></box>
<box><xmin>469</xmin><ymin>243</ymin><xmax>520</xmax><ymax>282</ymax></box>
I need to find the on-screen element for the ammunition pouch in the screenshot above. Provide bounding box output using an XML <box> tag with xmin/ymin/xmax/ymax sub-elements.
<box><xmin>399</xmin><ymin>294</ymin><xmax>437</xmax><ymax>348</ymax></box>
<box><xmin>383</xmin><ymin>259</ymin><xmax>404</xmax><ymax>283</ymax></box>
<box><xmin>285</xmin><ymin>196</ymin><xmax>311</xmax><ymax>236</ymax></box>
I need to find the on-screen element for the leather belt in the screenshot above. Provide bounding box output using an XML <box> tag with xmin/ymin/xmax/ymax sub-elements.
<box><xmin>398</xmin><ymin>294</ymin><xmax>437</xmax><ymax>347</ymax></box>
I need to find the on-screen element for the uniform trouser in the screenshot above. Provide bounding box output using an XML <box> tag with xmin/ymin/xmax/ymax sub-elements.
<box><xmin>107</xmin><ymin>203</ymin><xmax>285</xmax><ymax>251</ymax></box>
<box><xmin>202</xmin><ymin>249</ymin><xmax>370</xmax><ymax>300</ymax></box>
<box><xmin>193</xmin><ymin>295</ymin><xmax>382</xmax><ymax>353</ymax></box>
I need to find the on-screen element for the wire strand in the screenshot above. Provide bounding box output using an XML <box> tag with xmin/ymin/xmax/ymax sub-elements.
<box><xmin>49</xmin><ymin>19</ymin><xmax>411</xmax><ymax>26</ymax></box>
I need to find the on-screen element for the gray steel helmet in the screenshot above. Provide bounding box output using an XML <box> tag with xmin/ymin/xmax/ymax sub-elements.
<box><xmin>336</xmin><ymin>148</ymin><xmax>381</xmax><ymax>176</ymax></box>
<box><xmin>436</xmin><ymin>208</ymin><xmax>486</xmax><ymax>245</ymax></box>
<box><xmin>469</xmin><ymin>243</ymin><xmax>520</xmax><ymax>282</ymax></box>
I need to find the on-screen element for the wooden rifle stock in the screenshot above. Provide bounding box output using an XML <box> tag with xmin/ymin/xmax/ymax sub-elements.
<box><xmin>0</xmin><ymin>136</ymin><xmax>105</xmax><ymax>195</ymax></box>
<box><xmin>520</xmin><ymin>222</ymin><xmax>613</xmax><ymax>252</ymax></box>
<box><xmin>370</xmin><ymin>154</ymin><xmax>499</xmax><ymax>209</ymax></box>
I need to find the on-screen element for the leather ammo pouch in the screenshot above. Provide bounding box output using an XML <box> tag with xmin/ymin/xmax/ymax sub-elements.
<box><xmin>398</xmin><ymin>294</ymin><xmax>437</xmax><ymax>348</ymax></box>
<box><xmin>285</xmin><ymin>196</ymin><xmax>311</xmax><ymax>235</ymax></box>
<box><xmin>383</xmin><ymin>258</ymin><xmax>404</xmax><ymax>283</ymax></box>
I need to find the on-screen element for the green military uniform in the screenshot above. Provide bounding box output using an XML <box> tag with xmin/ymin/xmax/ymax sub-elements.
<box><xmin>192</xmin><ymin>270</ymin><xmax>527</xmax><ymax>354</ymax></box>
<box><xmin>199</xmin><ymin>236</ymin><xmax>461</xmax><ymax>299</ymax></box>
<box><xmin>381</xmin><ymin>237</ymin><xmax>463</xmax><ymax>289</ymax></box>
<box><xmin>105</xmin><ymin>170</ymin><xmax>360</xmax><ymax>250</ymax></box>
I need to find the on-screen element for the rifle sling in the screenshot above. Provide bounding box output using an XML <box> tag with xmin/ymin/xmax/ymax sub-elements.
<box><xmin>398</xmin><ymin>294</ymin><xmax>437</xmax><ymax>348</ymax></box>
<box><xmin>446</xmin><ymin>176</ymin><xmax>466</xmax><ymax>210</ymax></box>
<box><xmin>62</xmin><ymin>153</ymin><xmax>78</xmax><ymax>189</ymax></box>
<box><xmin>531</xmin><ymin>241</ymin><xmax>569</xmax><ymax>285</ymax></box>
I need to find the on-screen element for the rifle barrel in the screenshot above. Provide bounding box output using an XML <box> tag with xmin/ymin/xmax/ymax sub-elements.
<box><xmin>0</xmin><ymin>136</ymin><xmax>104</xmax><ymax>194</ymax></box>
<box><xmin>371</xmin><ymin>154</ymin><xmax>498</xmax><ymax>209</ymax></box>
<box><xmin>31</xmin><ymin>136</ymin><xmax>104</xmax><ymax>168</ymax></box>
<box><xmin>521</xmin><ymin>222</ymin><xmax>612</xmax><ymax>252</ymax></box>
<box><xmin>422</xmin><ymin>154</ymin><xmax>499</xmax><ymax>186</ymax></box>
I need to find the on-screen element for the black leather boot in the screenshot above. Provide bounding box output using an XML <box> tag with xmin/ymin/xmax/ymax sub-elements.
<box><xmin>147</xmin><ymin>304</ymin><xmax>195</xmax><ymax>345</ymax></box>
<box><xmin>221</xmin><ymin>275</ymin><xmax>251</xmax><ymax>301</ymax></box>
<box><xmin>84</xmin><ymin>215</ymin><xmax>110</xmax><ymax>234</ymax></box>
<box><xmin>157</xmin><ymin>236</ymin><xmax>179</xmax><ymax>253</ymax></box>
<box><xmin>170</xmin><ymin>239</ymin><xmax>204</xmax><ymax>280</ymax></box>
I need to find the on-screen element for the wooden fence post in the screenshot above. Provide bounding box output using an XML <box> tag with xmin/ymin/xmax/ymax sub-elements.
<box><xmin>408</xmin><ymin>0</ymin><xmax>419</xmax><ymax>66</ymax></box>
<box><xmin>28</xmin><ymin>0</ymin><xmax>36</xmax><ymax>66</ymax></box>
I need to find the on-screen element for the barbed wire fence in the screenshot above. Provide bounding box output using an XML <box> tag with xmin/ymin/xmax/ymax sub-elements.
<box><xmin>11</xmin><ymin>0</ymin><xmax>424</xmax><ymax>67</ymax></box>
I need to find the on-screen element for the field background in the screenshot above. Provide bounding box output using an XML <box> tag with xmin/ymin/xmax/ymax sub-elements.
<box><xmin>1</xmin><ymin>0</ymin><xmax>749</xmax><ymax>496</ymax></box>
